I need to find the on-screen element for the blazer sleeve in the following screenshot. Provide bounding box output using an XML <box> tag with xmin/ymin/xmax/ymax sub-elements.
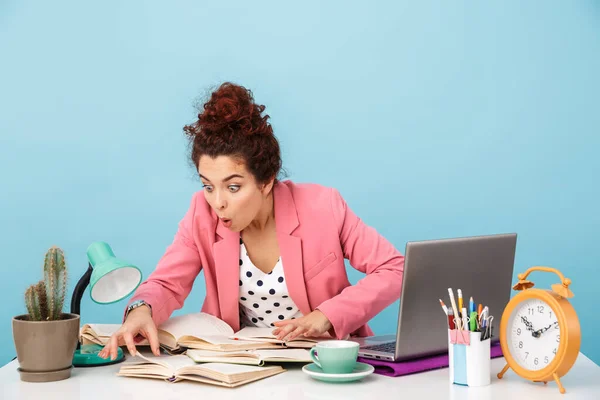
<box><xmin>316</xmin><ymin>188</ymin><xmax>404</xmax><ymax>339</ymax></box>
<box><xmin>124</xmin><ymin>193</ymin><xmax>203</xmax><ymax>327</ymax></box>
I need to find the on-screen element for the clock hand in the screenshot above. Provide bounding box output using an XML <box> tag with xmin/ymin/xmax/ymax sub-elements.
<box><xmin>520</xmin><ymin>316</ymin><xmax>536</xmax><ymax>333</ymax></box>
<box><xmin>521</xmin><ymin>316</ymin><xmax>542</xmax><ymax>338</ymax></box>
<box><xmin>535</xmin><ymin>321</ymin><xmax>559</xmax><ymax>336</ymax></box>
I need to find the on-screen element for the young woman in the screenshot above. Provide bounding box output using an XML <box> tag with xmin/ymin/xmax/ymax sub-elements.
<box><xmin>99</xmin><ymin>82</ymin><xmax>404</xmax><ymax>360</ymax></box>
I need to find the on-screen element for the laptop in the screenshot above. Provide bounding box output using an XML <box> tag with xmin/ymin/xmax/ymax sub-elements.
<box><xmin>354</xmin><ymin>233</ymin><xmax>517</xmax><ymax>362</ymax></box>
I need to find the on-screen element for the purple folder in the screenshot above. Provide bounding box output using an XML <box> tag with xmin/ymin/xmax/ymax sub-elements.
<box><xmin>357</xmin><ymin>342</ymin><xmax>503</xmax><ymax>377</ymax></box>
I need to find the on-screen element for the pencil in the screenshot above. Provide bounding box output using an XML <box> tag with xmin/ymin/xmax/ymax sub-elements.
<box><xmin>447</xmin><ymin>288</ymin><xmax>459</xmax><ymax>325</ymax></box>
<box><xmin>439</xmin><ymin>299</ymin><xmax>449</xmax><ymax>315</ymax></box>
<box><xmin>457</xmin><ymin>289</ymin><xmax>463</xmax><ymax>312</ymax></box>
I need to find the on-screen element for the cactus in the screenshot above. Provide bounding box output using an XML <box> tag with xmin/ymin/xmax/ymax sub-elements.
<box><xmin>44</xmin><ymin>246</ymin><xmax>68</xmax><ymax>320</ymax></box>
<box><xmin>24</xmin><ymin>246</ymin><xmax>69</xmax><ymax>321</ymax></box>
<box><xmin>25</xmin><ymin>285</ymin><xmax>41</xmax><ymax>321</ymax></box>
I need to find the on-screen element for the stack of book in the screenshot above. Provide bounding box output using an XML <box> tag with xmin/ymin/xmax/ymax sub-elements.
<box><xmin>80</xmin><ymin>312</ymin><xmax>322</xmax><ymax>387</ymax></box>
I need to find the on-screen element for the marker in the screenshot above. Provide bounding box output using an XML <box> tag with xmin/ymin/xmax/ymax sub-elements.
<box><xmin>478</xmin><ymin>303</ymin><xmax>483</xmax><ymax>317</ymax></box>
<box><xmin>439</xmin><ymin>299</ymin><xmax>449</xmax><ymax>315</ymax></box>
<box><xmin>470</xmin><ymin>311</ymin><xmax>478</xmax><ymax>332</ymax></box>
<box><xmin>457</xmin><ymin>289</ymin><xmax>463</xmax><ymax>314</ymax></box>
<box><xmin>447</xmin><ymin>309</ymin><xmax>456</xmax><ymax>329</ymax></box>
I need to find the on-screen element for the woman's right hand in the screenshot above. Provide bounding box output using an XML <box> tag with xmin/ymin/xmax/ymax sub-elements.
<box><xmin>98</xmin><ymin>305</ymin><xmax>161</xmax><ymax>360</ymax></box>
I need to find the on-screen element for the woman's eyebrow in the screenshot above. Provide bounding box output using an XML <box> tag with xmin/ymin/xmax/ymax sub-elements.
<box><xmin>199</xmin><ymin>174</ymin><xmax>244</xmax><ymax>182</ymax></box>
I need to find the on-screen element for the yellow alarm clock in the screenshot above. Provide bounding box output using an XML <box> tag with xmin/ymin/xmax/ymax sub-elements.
<box><xmin>498</xmin><ymin>266</ymin><xmax>581</xmax><ymax>394</ymax></box>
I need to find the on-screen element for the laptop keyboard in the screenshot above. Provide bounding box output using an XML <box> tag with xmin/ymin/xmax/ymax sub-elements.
<box><xmin>362</xmin><ymin>341</ymin><xmax>396</xmax><ymax>353</ymax></box>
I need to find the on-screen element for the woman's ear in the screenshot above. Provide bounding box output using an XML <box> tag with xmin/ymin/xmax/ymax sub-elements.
<box><xmin>261</xmin><ymin>177</ymin><xmax>275</xmax><ymax>196</ymax></box>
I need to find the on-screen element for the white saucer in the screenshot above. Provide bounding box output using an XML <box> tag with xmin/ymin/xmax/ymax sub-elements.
<box><xmin>302</xmin><ymin>362</ymin><xmax>374</xmax><ymax>383</ymax></box>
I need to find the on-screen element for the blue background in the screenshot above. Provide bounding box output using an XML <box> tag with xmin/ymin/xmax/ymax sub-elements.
<box><xmin>1</xmin><ymin>1</ymin><xmax>598</xmax><ymax>366</ymax></box>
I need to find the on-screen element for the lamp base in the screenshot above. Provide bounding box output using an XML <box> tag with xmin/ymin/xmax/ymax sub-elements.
<box><xmin>73</xmin><ymin>344</ymin><xmax>124</xmax><ymax>367</ymax></box>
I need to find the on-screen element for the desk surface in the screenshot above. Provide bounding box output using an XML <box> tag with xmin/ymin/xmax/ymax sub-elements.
<box><xmin>2</xmin><ymin>353</ymin><xmax>599</xmax><ymax>400</ymax></box>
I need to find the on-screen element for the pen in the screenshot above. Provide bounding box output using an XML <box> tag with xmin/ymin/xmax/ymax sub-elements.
<box><xmin>457</xmin><ymin>289</ymin><xmax>463</xmax><ymax>314</ymax></box>
<box><xmin>447</xmin><ymin>309</ymin><xmax>456</xmax><ymax>329</ymax></box>
<box><xmin>439</xmin><ymin>299</ymin><xmax>449</xmax><ymax>315</ymax></box>
<box><xmin>448</xmin><ymin>288</ymin><xmax>459</xmax><ymax>323</ymax></box>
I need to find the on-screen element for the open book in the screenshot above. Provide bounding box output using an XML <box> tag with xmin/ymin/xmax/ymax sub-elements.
<box><xmin>186</xmin><ymin>348</ymin><xmax>312</xmax><ymax>366</ymax></box>
<box><xmin>230</xmin><ymin>326</ymin><xmax>323</xmax><ymax>348</ymax></box>
<box><xmin>81</xmin><ymin>312</ymin><xmax>325</xmax><ymax>353</ymax></box>
<box><xmin>117</xmin><ymin>352</ymin><xmax>284</xmax><ymax>387</ymax></box>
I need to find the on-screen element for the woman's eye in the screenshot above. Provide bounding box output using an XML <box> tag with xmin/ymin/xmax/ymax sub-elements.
<box><xmin>229</xmin><ymin>185</ymin><xmax>240</xmax><ymax>193</ymax></box>
<box><xmin>202</xmin><ymin>185</ymin><xmax>213</xmax><ymax>192</ymax></box>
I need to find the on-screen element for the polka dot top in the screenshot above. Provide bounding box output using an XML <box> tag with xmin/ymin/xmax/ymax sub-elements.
<box><xmin>238</xmin><ymin>241</ymin><xmax>303</xmax><ymax>328</ymax></box>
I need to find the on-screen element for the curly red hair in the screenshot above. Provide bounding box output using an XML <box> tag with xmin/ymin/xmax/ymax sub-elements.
<box><xmin>184</xmin><ymin>82</ymin><xmax>282</xmax><ymax>185</ymax></box>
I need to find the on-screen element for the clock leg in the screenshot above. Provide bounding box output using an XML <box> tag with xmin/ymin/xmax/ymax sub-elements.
<box><xmin>552</xmin><ymin>372</ymin><xmax>565</xmax><ymax>394</ymax></box>
<box><xmin>497</xmin><ymin>363</ymin><xmax>510</xmax><ymax>379</ymax></box>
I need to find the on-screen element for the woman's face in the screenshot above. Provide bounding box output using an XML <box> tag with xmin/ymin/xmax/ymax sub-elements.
<box><xmin>198</xmin><ymin>155</ymin><xmax>272</xmax><ymax>232</ymax></box>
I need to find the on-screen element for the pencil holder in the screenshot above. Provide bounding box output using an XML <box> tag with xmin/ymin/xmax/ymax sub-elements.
<box><xmin>448</xmin><ymin>330</ymin><xmax>490</xmax><ymax>387</ymax></box>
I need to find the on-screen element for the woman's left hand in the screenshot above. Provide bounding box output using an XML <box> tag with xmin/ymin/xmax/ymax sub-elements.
<box><xmin>272</xmin><ymin>310</ymin><xmax>333</xmax><ymax>341</ymax></box>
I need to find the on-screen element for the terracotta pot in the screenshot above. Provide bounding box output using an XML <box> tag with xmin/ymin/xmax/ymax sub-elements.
<box><xmin>12</xmin><ymin>313</ymin><xmax>80</xmax><ymax>382</ymax></box>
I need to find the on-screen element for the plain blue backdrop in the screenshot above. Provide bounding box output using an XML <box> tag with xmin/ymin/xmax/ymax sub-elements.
<box><xmin>1</xmin><ymin>1</ymin><xmax>599</xmax><ymax>366</ymax></box>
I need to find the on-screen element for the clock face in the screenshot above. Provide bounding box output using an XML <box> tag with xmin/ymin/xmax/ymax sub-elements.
<box><xmin>507</xmin><ymin>297</ymin><xmax>561</xmax><ymax>371</ymax></box>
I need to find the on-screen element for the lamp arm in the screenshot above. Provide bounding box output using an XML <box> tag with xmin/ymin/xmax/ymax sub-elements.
<box><xmin>70</xmin><ymin>263</ymin><xmax>93</xmax><ymax>316</ymax></box>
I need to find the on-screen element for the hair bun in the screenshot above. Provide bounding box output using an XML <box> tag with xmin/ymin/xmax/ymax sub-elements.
<box><xmin>197</xmin><ymin>82</ymin><xmax>272</xmax><ymax>137</ymax></box>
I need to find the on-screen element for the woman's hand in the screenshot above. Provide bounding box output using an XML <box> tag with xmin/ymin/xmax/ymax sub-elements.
<box><xmin>272</xmin><ymin>310</ymin><xmax>333</xmax><ymax>341</ymax></box>
<box><xmin>98</xmin><ymin>305</ymin><xmax>161</xmax><ymax>360</ymax></box>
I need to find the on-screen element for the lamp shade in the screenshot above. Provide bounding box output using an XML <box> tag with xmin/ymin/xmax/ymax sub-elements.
<box><xmin>87</xmin><ymin>241</ymin><xmax>142</xmax><ymax>304</ymax></box>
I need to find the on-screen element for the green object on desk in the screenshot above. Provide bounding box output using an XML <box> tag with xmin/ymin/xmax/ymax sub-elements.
<box><xmin>71</xmin><ymin>242</ymin><xmax>142</xmax><ymax>367</ymax></box>
<box><xmin>470</xmin><ymin>311</ymin><xmax>478</xmax><ymax>331</ymax></box>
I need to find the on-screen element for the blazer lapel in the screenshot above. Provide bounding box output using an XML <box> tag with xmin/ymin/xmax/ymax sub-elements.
<box><xmin>213</xmin><ymin>220</ymin><xmax>241</xmax><ymax>332</ymax></box>
<box><xmin>274</xmin><ymin>183</ymin><xmax>312</xmax><ymax>316</ymax></box>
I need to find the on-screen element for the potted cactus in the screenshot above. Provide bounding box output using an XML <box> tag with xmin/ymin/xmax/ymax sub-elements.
<box><xmin>12</xmin><ymin>246</ymin><xmax>80</xmax><ymax>382</ymax></box>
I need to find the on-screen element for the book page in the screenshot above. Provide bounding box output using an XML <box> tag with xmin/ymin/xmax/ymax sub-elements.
<box><xmin>133</xmin><ymin>352</ymin><xmax>195</xmax><ymax>370</ymax></box>
<box><xmin>232</xmin><ymin>327</ymin><xmax>323</xmax><ymax>343</ymax></box>
<box><xmin>253</xmin><ymin>349</ymin><xmax>311</xmax><ymax>361</ymax></box>
<box><xmin>83</xmin><ymin>324</ymin><xmax>120</xmax><ymax>337</ymax></box>
<box><xmin>195</xmin><ymin>362</ymin><xmax>278</xmax><ymax>374</ymax></box>
<box><xmin>158</xmin><ymin>313</ymin><xmax>234</xmax><ymax>342</ymax></box>
<box><xmin>187</xmin><ymin>349</ymin><xmax>258</xmax><ymax>358</ymax></box>
<box><xmin>231</xmin><ymin>327</ymin><xmax>280</xmax><ymax>341</ymax></box>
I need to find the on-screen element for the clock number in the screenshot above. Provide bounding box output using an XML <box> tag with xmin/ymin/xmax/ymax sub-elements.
<box><xmin>553</xmin><ymin>348</ymin><xmax>557</xmax><ymax>355</ymax></box>
<box><xmin>534</xmin><ymin>357</ymin><xmax>539</xmax><ymax>365</ymax></box>
<box><xmin>557</xmin><ymin>335</ymin><xmax>560</xmax><ymax>343</ymax></box>
<box><xmin>519</xmin><ymin>341</ymin><xmax>523</xmax><ymax>349</ymax></box>
<box><xmin>525</xmin><ymin>352</ymin><xmax>529</xmax><ymax>359</ymax></box>
<box><xmin>544</xmin><ymin>356</ymin><xmax>549</xmax><ymax>364</ymax></box>
<box><xmin>537</xmin><ymin>305</ymin><xmax>544</xmax><ymax>313</ymax></box>
<box><xmin>549</xmin><ymin>311</ymin><xmax>552</xmax><ymax>319</ymax></box>
<box><xmin>528</xmin><ymin>308</ymin><xmax>534</xmax><ymax>315</ymax></box>
<box><xmin>516</xmin><ymin>328</ymin><xmax>521</xmax><ymax>335</ymax></box>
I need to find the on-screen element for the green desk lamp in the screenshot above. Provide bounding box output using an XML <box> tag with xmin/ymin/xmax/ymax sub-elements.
<box><xmin>71</xmin><ymin>241</ymin><xmax>142</xmax><ymax>367</ymax></box>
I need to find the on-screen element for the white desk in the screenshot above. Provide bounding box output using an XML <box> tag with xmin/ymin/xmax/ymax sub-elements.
<box><xmin>1</xmin><ymin>353</ymin><xmax>599</xmax><ymax>400</ymax></box>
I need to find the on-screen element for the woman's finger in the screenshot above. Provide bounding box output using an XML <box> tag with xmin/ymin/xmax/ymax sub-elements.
<box><xmin>100</xmin><ymin>332</ymin><xmax>120</xmax><ymax>359</ymax></box>
<box><xmin>283</xmin><ymin>325</ymin><xmax>306</xmax><ymax>342</ymax></box>
<box><xmin>275</xmin><ymin>323</ymin><xmax>297</xmax><ymax>340</ymax></box>
<box><xmin>122</xmin><ymin>331</ymin><xmax>137</xmax><ymax>358</ymax></box>
<box><xmin>142</xmin><ymin>325</ymin><xmax>161</xmax><ymax>356</ymax></box>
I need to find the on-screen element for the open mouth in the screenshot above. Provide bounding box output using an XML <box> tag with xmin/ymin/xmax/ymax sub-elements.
<box><xmin>220</xmin><ymin>217</ymin><xmax>232</xmax><ymax>227</ymax></box>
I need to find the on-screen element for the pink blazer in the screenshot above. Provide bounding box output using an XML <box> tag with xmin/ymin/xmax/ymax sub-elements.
<box><xmin>127</xmin><ymin>180</ymin><xmax>405</xmax><ymax>339</ymax></box>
